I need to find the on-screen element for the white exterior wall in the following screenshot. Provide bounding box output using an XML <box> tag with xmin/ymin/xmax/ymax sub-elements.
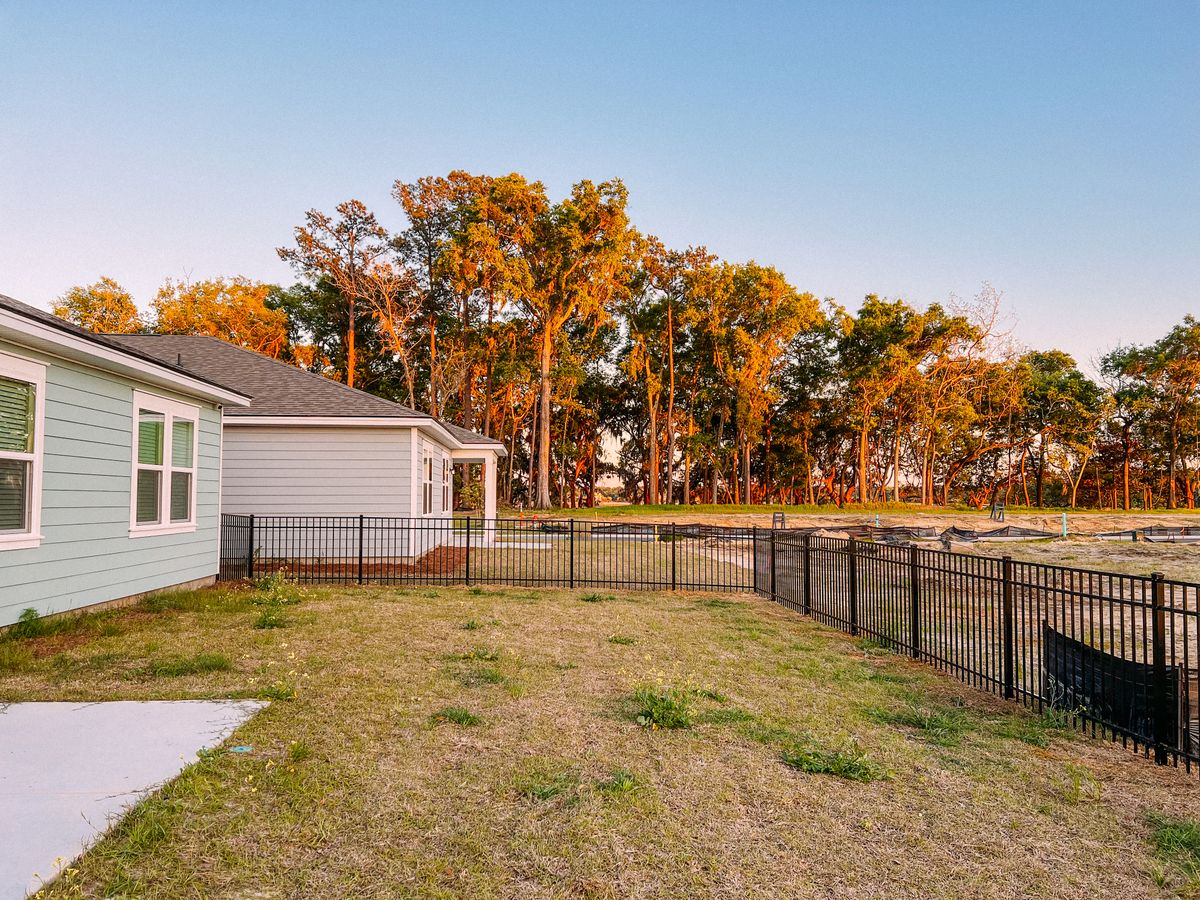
<box><xmin>222</xmin><ymin>423</ymin><xmax>456</xmax><ymax>560</ymax></box>
<box><xmin>221</xmin><ymin>424</ymin><xmax>414</xmax><ymax>516</ymax></box>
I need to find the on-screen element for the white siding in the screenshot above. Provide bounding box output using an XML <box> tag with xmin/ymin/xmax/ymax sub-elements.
<box><xmin>221</xmin><ymin>425</ymin><xmax>414</xmax><ymax>516</ymax></box>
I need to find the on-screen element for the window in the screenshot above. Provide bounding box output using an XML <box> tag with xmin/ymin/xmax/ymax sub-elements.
<box><xmin>130</xmin><ymin>391</ymin><xmax>198</xmax><ymax>536</ymax></box>
<box><xmin>422</xmin><ymin>453</ymin><xmax>434</xmax><ymax>515</ymax></box>
<box><xmin>442</xmin><ymin>457</ymin><xmax>451</xmax><ymax>512</ymax></box>
<box><xmin>0</xmin><ymin>352</ymin><xmax>46</xmax><ymax>550</ymax></box>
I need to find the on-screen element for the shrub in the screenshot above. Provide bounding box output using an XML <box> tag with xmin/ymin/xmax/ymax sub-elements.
<box><xmin>780</xmin><ymin>743</ymin><xmax>887</xmax><ymax>782</ymax></box>
<box><xmin>430</xmin><ymin>706</ymin><xmax>481</xmax><ymax>727</ymax></box>
<box><xmin>632</xmin><ymin>685</ymin><xmax>693</xmax><ymax>729</ymax></box>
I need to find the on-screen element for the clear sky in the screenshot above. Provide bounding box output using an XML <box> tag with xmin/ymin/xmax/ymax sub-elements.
<box><xmin>1</xmin><ymin>2</ymin><xmax>1196</xmax><ymax>368</ymax></box>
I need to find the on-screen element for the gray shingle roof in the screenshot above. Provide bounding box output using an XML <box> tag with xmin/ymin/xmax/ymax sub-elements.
<box><xmin>107</xmin><ymin>333</ymin><xmax>424</xmax><ymax>418</ymax></box>
<box><xmin>0</xmin><ymin>294</ymin><xmax>248</xmax><ymax>399</ymax></box>
<box><xmin>106</xmin><ymin>334</ymin><xmax>506</xmax><ymax>451</ymax></box>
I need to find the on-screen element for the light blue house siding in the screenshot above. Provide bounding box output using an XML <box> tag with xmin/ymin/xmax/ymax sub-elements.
<box><xmin>0</xmin><ymin>339</ymin><xmax>224</xmax><ymax>627</ymax></box>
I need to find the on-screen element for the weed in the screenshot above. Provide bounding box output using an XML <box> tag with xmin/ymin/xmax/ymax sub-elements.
<box><xmin>869</xmin><ymin>702</ymin><xmax>972</xmax><ymax>747</ymax></box>
<box><xmin>259</xmin><ymin>679</ymin><xmax>297</xmax><ymax>702</ymax></box>
<box><xmin>691</xmin><ymin>686</ymin><xmax>728</xmax><ymax>703</ymax></box>
<box><xmin>287</xmin><ymin>740</ymin><xmax>312</xmax><ymax>763</ymax></box>
<box><xmin>254</xmin><ymin>608</ymin><xmax>289</xmax><ymax>630</ymax></box>
<box><xmin>632</xmin><ymin>684</ymin><xmax>693</xmax><ymax>729</ymax></box>
<box><xmin>429</xmin><ymin>706</ymin><xmax>481</xmax><ymax>727</ymax></box>
<box><xmin>461</xmin><ymin>619</ymin><xmax>483</xmax><ymax>630</ymax></box>
<box><xmin>1056</xmin><ymin>763</ymin><xmax>1101</xmax><ymax>804</ymax></box>
<box><xmin>780</xmin><ymin>743</ymin><xmax>888</xmax><ymax>783</ymax></box>
<box><xmin>607</xmin><ymin>634</ymin><xmax>637</xmax><ymax>645</ymax></box>
<box><xmin>8</xmin><ymin>608</ymin><xmax>55</xmax><ymax>640</ymax></box>
<box><xmin>595</xmin><ymin>767</ymin><xmax>641</xmax><ymax>797</ymax></box>
<box><xmin>1146</xmin><ymin>811</ymin><xmax>1200</xmax><ymax>888</ymax></box>
<box><xmin>252</xmin><ymin>570</ymin><xmax>304</xmax><ymax>606</ymax></box>
<box><xmin>468</xmin><ymin>587</ymin><xmax>485</xmax><ymax>595</ymax></box>
<box><xmin>580</xmin><ymin>593</ymin><xmax>615</xmax><ymax>603</ymax></box>
<box><xmin>0</xmin><ymin>642</ymin><xmax>34</xmax><ymax>673</ymax></box>
<box><xmin>145</xmin><ymin>652</ymin><xmax>231</xmax><ymax>678</ymax></box>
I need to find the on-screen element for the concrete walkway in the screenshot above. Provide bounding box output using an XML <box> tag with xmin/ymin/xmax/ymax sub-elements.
<box><xmin>0</xmin><ymin>700</ymin><xmax>263</xmax><ymax>898</ymax></box>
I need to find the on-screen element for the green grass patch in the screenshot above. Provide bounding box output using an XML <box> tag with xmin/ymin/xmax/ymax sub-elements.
<box><xmin>632</xmin><ymin>684</ymin><xmax>693</xmax><ymax>729</ymax></box>
<box><xmin>0</xmin><ymin>641</ymin><xmax>34</xmax><ymax>673</ymax></box>
<box><xmin>780</xmin><ymin>742</ymin><xmax>888</xmax><ymax>783</ymax></box>
<box><xmin>1147</xmin><ymin>811</ymin><xmax>1200</xmax><ymax>889</ymax></box>
<box><xmin>607</xmin><ymin>634</ymin><xmax>637</xmax><ymax>645</ymax></box>
<box><xmin>461</xmin><ymin>619</ymin><xmax>483</xmax><ymax>631</ymax></box>
<box><xmin>429</xmin><ymin>706</ymin><xmax>482</xmax><ymax>727</ymax></box>
<box><xmin>253</xmin><ymin>608</ymin><xmax>289</xmax><ymax>630</ymax></box>
<box><xmin>456</xmin><ymin>666</ymin><xmax>505</xmax><ymax>687</ymax></box>
<box><xmin>450</xmin><ymin>647</ymin><xmax>500</xmax><ymax>662</ymax></box>
<box><xmin>513</xmin><ymin>761</ymin><xmax>579</xmax><ymax>802</ymax></box>
<box><xmin>595</xmin><ymin>767</ymin><xmax>642</xmax><ymax>797</ymax></box>
<box><xmin>580</xmin><ymin>593</ymin><xmax>615</xmax><ymax>603</ymax></box>
<box><xmin>144</xmin><ymin>652</ymin><xmax>231</xmax><ymax>678</ymax></box>
<box><xmin>868</xmin><ymin>701</ymin><xmax>973</xmax><ymax>747</ymax></box>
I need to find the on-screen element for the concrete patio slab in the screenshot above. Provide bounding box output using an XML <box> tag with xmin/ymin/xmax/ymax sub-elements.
<box><xmin>0</xmin><ymin>700</ymin><xmax>264</xmax><ymax>898</ymax></box>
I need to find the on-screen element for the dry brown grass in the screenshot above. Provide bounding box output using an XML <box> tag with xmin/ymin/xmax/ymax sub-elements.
<box><xmin>6</xmin><ymin>583</ymin><xmax>1200</xmax><ymax>898</ymax></box>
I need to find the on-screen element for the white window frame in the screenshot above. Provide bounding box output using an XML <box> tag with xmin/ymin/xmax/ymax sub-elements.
<box><xmin>129</xmin><ymin>390</ymin><xmax>199</xmax><ymax>537</ymax></box>
<box><xmin>442</xmin><ymin>456</ymin><xmax>451</xmax><ymax>513</ymax></box>
<box><xmin>422</xmin><ymin>451</ymin><xmax>434</xmax><ymax>516</ymax></box>
<box><xmin>0</xmin><ymin>351</ymin><xmax>46</xmax><ymax>551</ymax></box>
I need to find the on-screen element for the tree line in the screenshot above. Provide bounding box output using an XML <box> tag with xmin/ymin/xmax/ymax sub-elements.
<box><xmin>53</xmin><ymin>171</ymin><xmax>1200</xmax><ymax>510</ymax></box>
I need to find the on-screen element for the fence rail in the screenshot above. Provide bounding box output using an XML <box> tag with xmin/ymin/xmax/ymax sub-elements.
<box><xmin>218</xmin><ymin>513</ymin><xmax>1198</xmax><ymax>777</ymax></box>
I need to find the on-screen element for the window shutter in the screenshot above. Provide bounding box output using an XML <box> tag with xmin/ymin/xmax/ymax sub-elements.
<box><xmin>0</xmin><ymin>377</ymin><xmax>34</xmax><ymax>454</ymax></box>
<box><xmin>0</xmin><ymin>458</ymin><xmax>28</xmax><ymax>532</ymax></box>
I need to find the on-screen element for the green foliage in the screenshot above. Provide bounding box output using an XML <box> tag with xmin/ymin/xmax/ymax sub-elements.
<box><xmin>254</xmin><ymin>608</ymin><xmax>289</xmax><ymax>630</ymax></box>
<box><xmin>461</xmin><ymin>619</ymin><xmax>482</xmax><ymax>630</ymax></box>
<box><xmin>429</xmin><ymin>706</ymin><xmax>481</xmax><ymax>727</ymax></box>
<box><xmin>252</xmin><ymin>571</ymin><xmax>304</xmax><ymax>606</ymax></box>
<box><xmin>287</xmin><ymin>740</ymin><xmax>312</xmax><ymax>763</ymax></box>
<box><xmin>259</xmin><ymin>679</ymin><xmax>297</xmax><ymax>701</ymax></box>
<box><xmin>607</xmin><ymin>634</ymin><xmax>636</xmax><ymax>645</ymax></box>
<box><xmin>580</xmin><ymin>593</ymin><xmax>614</xmax><ymax>603</ymax></box>
<box><xmin>632</xmin><ymin>684</ymin><xmax>693</xmax><ymax>729</ymax></box>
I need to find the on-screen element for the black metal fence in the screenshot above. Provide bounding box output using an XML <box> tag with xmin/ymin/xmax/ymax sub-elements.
<box><xmin>218</xmin><ymin>513</ymin><xmax>1199</xmax><ymax>777</ymax></box>
<box><xmin>218</xmin><ymin>514</ymin><xmax>756</xmax><ymax>592</ymax></box>
<box><xmin>755</xmin><ymin>531</ymin><xmax>1199</xmax><ymax>777</ymax></box>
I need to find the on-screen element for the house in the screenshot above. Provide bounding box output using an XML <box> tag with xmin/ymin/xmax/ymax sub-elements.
<box><xmin>105</xmin><ymin>334</ymin><xmax>507</xmax><ymax>555</ymax></box>
<box><xmin>0</xmin><ymin>296</ymin><xmax>251</xmax><ymax>627</ymax></box>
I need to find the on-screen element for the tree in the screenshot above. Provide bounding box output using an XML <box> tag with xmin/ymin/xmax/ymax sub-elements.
<box><xmin>278</xmin><ymin>200</ymin><xmax>394</xmax><ymax>388</ymax></box>
<box><xmin>470</xmin><ymin>177</ymin><xmax>636</xmax><ymax>508</ymax></box>
<box><xmin>152</xmin><ymin>277</ymin><xmax>290</xmax><ymax>357</ymax></box>
<box><xmin>53</xmin><ymin>277</ymin><xmax>143</xmax><ymax>333</ymax></box>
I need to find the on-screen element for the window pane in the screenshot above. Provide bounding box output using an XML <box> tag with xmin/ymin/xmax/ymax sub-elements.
<box><xmin>170</xmin><ymin>471</ymin><xmax>191</xmax><ymax>522</ymax></box>
<box><xmin>138</xmin><ymin>411</ymin><xmax>164</xmax><ymax>465</ymax></box>
<box><xmin>136</xmin><ymin>469</ymin><xmax>161</xmax><ymax>524</ymax></box>
<box><xmin>0</xmin><ymin>377</ymin><xmax>34</xmax><ymax>454</ymax></box>
<box><xmin>171</xmin><ymin>420</ymin><xmax>194</xmax><ymax>468</ymax></box>
<box><xmin>0</xmin><ymin>458</ymin><xmax>29</xmax><ymax>533</ymax></box>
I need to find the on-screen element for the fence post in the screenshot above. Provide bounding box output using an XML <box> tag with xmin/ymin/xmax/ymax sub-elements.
<box><xmin>246</xmin><ymin>514</ymin><xmax>255</xmax><ymax>581</ymax></box>
<box><xmin>802</xmin><ymin>532</ymin><xmax>812</xmax><ymax>615</ymax></box>
<box><xmin>769</xmin><ymin>529</ymin><xmax>777</xmax><ymax>600</ymax></box>
<box><xmin>464</xmin><ymin>516</ymin><xmax>472</xmax><ymax>586</ymax></box>
<box><xmin>670</xmin><ymin>522</ymin><xmax>677</xmax><ymax>590</ymax></box>
<box><xmin>1002</xmin><ymin>555</ymin><xmax>1015</xmax><ymax>700</ymax></box>
<box><xmin>848</xmin><ymin>536</ymin><xmax>859</xmax><ymax>636</ymax></box>
<box><xmin>752</xmin><ymin>526</ymin><xmax>760</xmax><ymax>593</ymax></box>
<box><xmin>1151</xmin><ymin>572</ymin><xmax>1170</xmax><ymax>765</ymax></box>
<box><xmin>569</xmin><ymin>519</ymin><xmax>576</xmax><ymax>590</ymax></box>
<box><xmin>909</xmin><ymin>542</ymin><xmax>920</xmax><ymax>659</ymax></box>
<box><xmin>357</xmin><ymin>514</ymin><xmax>364</xmax><ymax>585</ymax></box>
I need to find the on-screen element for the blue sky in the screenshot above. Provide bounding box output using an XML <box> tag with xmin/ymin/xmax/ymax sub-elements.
<box><xmin>1</xmin><ymin>2</ymin><xmax>1196</xmax><ymax>368</ymax></box>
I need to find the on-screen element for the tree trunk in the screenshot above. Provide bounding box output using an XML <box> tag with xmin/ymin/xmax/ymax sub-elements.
<box><xmin>647</xmin><ymin>391</ymin><xmax>659</xmax><ymax>505</ymax></box>
<box><xmin>345</xmin><ymin>294</ymin><xmax>356</xmax><ymax>389</ymax></box>
<box><xmin>535</xmin><ymin>326</ymin><xmax>553</xmax><ymax>509</ymax></box>
<box><xmin>742</xmin><ymin>432</ymin><xmax>752</xmax><ymax>505</ymax></box>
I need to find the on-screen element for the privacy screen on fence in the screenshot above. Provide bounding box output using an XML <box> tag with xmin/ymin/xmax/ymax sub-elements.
<box><xmin>219</xmin><ymin>514</ymin><xmax>1198</xmax><ymax>779</ymax></box>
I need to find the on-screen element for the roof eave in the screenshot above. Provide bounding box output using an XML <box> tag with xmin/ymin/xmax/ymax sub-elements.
<box><xmin>0</xmin><ymin>309</ymin><xmax>252</xmax><ymax>407</ymax></box>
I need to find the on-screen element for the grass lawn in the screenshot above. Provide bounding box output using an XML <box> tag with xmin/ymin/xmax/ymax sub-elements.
<box><xmin>4</xmin><ymin>583</ymin><xmax>1200</xmax><ymax>898</ymax></box>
